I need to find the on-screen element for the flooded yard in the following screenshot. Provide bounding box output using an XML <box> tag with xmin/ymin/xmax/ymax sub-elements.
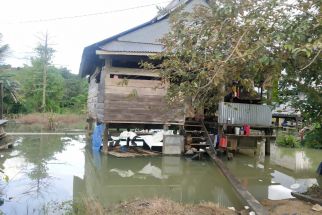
<box><xmin>0</xmin><ymin>133</ymin><xmax>320</xmax><ymax>214</ymax></box>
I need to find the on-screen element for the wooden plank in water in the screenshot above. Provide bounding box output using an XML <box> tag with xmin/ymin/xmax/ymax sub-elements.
<box><xmin>108</xmin><ymin>148</ymin><xmax>160</xmax><ymax>158</ymax></box>
<box><xmin>206</xmin><ymin>149</ymin><xmax>269</xmax><ymax>215</ymax></box>
<box><xmin>291</xmin><ymin>192</ymin><xmax>322</xmax><ymax>205</ymax></box>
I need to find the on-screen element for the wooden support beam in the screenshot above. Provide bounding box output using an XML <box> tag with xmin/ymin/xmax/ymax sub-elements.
<box><xmin>264</xmin><ymin>129</ymin><xmax>272</xmax><ymax>156</ymax></box>
<box><xmin>0</xmin><ymin>82</ymin><xmax>3</xmax><ymax>119</ymax></box>
<box><xmin>208</xmin><ymin>150</ymin><xmax>269</xmax><ymax>214</ymax></box>
<box><xmin>207</xmin><ymin>149</ymin><xmax>269</xmax><ymax>215</ymax></box>
<box><xmin>102</xmin><ymin>124</ymin><xmax>109</xmax><ymax>154</ymax></box>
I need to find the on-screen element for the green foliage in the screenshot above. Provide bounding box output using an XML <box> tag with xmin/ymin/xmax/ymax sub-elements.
<box><xmin>0</xmin><ymin>43</ymin><xmax>88</xmax><ymax>114</ymax></box>
<box><xmin>144</xmin><ymin>0</ymin><xmax>286</xmax><ymax>110</ymax></box>
<box><xmin>276</xmin><ymin>134</ymin><xmax>301</xmax><ymax>148</ymax></box>
<box><xmin>144</xmin><ymin>0</ymin><xmax>321</xmax><ymax>115</ymax></box>
<box><xmin>0</xmin><ymin>33</ymin><xmax>9</xmax><ymax>63</ymax></box>
<box><xmin>59</xmin><ymin>68</ymin><xmax>88</xmax><ymax>113</ymax></box>
<box><xmin>279</xmin><ymin>0</ymin><xmax>322</xmax><ymax>125</ymax></box>
<box><xmin>304</xmin><ymin>126</ymin><xmax>322</xmax><ymax>149</ymax></box>
<box><xmin>6</xmin><ymin>65</ymin><xmax>88</xmax><ymax>114</ymax></box>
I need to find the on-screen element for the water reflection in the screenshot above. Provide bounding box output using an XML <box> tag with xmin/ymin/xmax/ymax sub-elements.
<box><xmin>0</xmin><ymin>135</ymin><xmax>86</xmax><ymax>214</ymax></box>
<box><xmin>73</xmin><ymin>151</ymin><xmax>243</xmax><ymax>209</ymax></box>
<box><xmin>0</xmin><ymin>134</ymin><xmax>320</xmax><ymax>214</ymax></box>
<box><xmin>226</xmin><ymin>142</ymin><xmax>321</xmax><ymax>201</ymax></box>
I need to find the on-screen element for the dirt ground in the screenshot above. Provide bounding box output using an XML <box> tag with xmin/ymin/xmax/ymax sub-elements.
<box><xmin>84</xmin><ymin>198</ymin><xmax>236</xmax><ymax>215</ymax></box>
<box><xmin>80</xmin><ymin>198</ymin><xmax>322</xmax><ymax>215</ymax></box>
<box><xmin>261</xmin><ymin>199</ymin><xmax>322</xmax><ymax>215</ymax></box>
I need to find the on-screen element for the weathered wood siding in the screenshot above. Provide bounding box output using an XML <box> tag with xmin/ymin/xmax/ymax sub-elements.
<box><xmin>87</xmin><ymin>76</ymin><xmax>98</xmax><ymax>120</ymax></box>
<box><xmin>104</xmin><ymin>66</ymin><xmax>184</xmax><ymax>125</ymax></box>
<box><xmin>87</xmin><ymin>67</ymin><xmax>105</xmax><ymax>122</ymax></box>
<box><xmin>96</xmin><ymin>69</ymin><xmax>105</xmax><ymax>122</ymax></box>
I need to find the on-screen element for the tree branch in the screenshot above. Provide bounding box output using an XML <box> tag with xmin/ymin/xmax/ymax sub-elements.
<box><xmin>300</xmin><ymin>49</ymin><xmax>321</xmax><ymax>71</ymax></box>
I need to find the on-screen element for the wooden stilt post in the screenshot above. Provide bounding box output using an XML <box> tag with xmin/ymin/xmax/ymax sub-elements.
<box><xmin>87</xmin><ymin>118</ymin><xmax>93</xmax><ymax>134</ymax></box>
<box><xmin>265</xmin><ymin>128</ymin><xmax>271</xmax><ymax>156</ymax></box>
<box><xmin>0</xmin><ymin>82</ymin><xmax>3</xmax><ymax>120</ymax></box>
<box><xmin>102</xmin><ymin>124</ymin><xmax>109</xmax><ymax>154</ymax></box>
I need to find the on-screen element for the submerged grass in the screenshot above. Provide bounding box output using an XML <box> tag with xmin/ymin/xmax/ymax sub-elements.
<box><xmin>276</xmin><ymin>134</ymin><xmax>301</xmax><ymax>148</ymax></box>
<box><xmin>7</xmin><ymin>113</ymin><xmax>87</xmax><ymax>131</ymax></box>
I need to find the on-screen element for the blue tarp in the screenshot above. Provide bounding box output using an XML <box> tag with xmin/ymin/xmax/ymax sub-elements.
<box><xmin>317</xmin><ymin>162</ymin><xmax>322</xmax><ymax>175</ymax></box>
<box><xmin>92</xmin><ymin>123</ymin><xmax>105</xmax><ymax>152</ymax></box>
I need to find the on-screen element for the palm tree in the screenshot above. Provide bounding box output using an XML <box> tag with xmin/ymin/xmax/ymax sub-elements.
<box><xmin>0</xmin><ymin>33</ymin><xmax>9</xmax><ymax>63</ymax></box>
<box><xmin>0</xmin><ymin>33</ymin><xmax>19</xmax><ymax>106</ymax></box>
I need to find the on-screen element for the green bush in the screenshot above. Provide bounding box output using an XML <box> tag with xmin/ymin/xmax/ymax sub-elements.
<box><xmin>304</xmin><ymin>127</ymin><xmax>322</xmax><ymax>149</ymax></box>
<box><xmin>276</xmin><ymin>134</ymin><xmax>301</xmax><ymax>148</ymax></box>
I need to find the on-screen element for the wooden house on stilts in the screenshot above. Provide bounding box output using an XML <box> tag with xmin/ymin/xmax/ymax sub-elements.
<box><xmin>79</xmin><ymin>0</ymin><xmax>274</xmax><ymax>156</ymax></box>
<box><xmin>79</xmin><ymin>0</ymin><xmax>209</xmax><ymax>130</ymax></box>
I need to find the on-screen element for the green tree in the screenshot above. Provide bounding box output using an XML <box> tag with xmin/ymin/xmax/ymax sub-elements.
<box><xmin>278</xmin><ymin>0</ymin><xmax>321</xmax><ymax>148</ymax></box>
<box><xmin>59</xmin><ymin>68</ymin><xmax>88</xmax><ymax>113</ymax></box>
<box><xmin>144</xmin><ymin>0</ymin><xmax>286</xmax><ymax>111</ymax></box>
<box><xmin>21</xmin><ymin>60</ymin><xmax>64</xmax><ymax>113</ymax></box>
<box><xmin>0</xmin><ymin>33</ymin><xmax>9</xmax><ymax>63</ymax></box>
<box><xmin>279</xmin><ymin>0</ymin><xmax>321</xmax><ymax>125</ymax></box>
<box><xmin>0</xmin><ymin>34</ymin><xmax>21</xmax><ymax>114</ymax></box>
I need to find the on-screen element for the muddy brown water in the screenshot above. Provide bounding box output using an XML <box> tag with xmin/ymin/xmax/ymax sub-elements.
<box><xmin>0</xmin><ymin>133</ymin><xmax>320</xmax><ymax>214</ymax></box>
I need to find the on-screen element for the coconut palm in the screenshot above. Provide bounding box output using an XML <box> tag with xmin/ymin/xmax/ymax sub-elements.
<box><xmin>0</xmin><ymin>33</ymin><xmax>20</xmax><ymax>105</ymax></box>
<box><xmin>0</xmin><ymin>33</ymin><xmax>8</xmax><ymax>63</ymax></box>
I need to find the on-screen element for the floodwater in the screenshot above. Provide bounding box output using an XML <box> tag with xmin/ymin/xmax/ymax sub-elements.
<box><xmin>225</xmin><ymin>142</ymin><xmax>322</xmax><ymax>201</ymax></box>
<box><xmin>0</xmin><ymin>134</ymin><xmax>242</xmax><ymax>214</ymax></box>
<box><xmin>0</xmin><ymin>133</ymin><xmax>320</xmax><ymax>214</ymax></box>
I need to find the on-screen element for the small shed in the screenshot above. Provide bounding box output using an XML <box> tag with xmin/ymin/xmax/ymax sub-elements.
<box><xmin>79</xmin><ymin>0</ymin><xmax>209</xmax><ymax>129</ymax></box>
<box><xmin>218</xmin><ymin>102</ymin><xmax>274</xmax><ymax>155</ymax></box>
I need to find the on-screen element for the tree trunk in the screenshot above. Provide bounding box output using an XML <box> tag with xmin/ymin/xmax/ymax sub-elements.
<box><xmin>41</xmin><ymin>33</ymin><xmax>48</xmax><ymax>112</ymax></box>
<box><xmin>266</xmin><ymin>87</ymin><xmax>272</xmax><ymax>105</ymax></box>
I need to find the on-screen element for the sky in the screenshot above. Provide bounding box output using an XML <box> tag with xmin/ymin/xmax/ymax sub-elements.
<box><xmin>0</xmin><ymin>0</ymin><xmax>170</xmax><ymax>74</ymax></box>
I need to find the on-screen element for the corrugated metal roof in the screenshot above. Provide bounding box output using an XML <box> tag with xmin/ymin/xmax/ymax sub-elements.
<box><xmin>79</xmin><ymin>0</ymin><xmax>209</xmax><ymax>77</ymax></box>
<box><xmin>118</xmin><ymin>18</ymin><xmax>169</xmax><ymax>45</ymax></box>
<box><xmin>99</xmin><ymin>40</ymin><xmax>163</xmax><ymax>53</ymax></box>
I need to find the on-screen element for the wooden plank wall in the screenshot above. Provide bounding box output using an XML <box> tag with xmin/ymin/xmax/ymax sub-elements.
<box><xmin>88</xmin><ymin>77</ymin><xmax>98</xmax><ymax>120</ymax></box>
<box><xmin>104</xmin><ymin>66</ymin><xmax>184</xmax><ymax>125</ymax></box>
<box><xmin>96</xmin><ymin>68</ymin><xmax>105</xmax><ymax>122</ymax></box>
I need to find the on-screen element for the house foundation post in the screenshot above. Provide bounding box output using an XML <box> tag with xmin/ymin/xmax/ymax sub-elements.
<box><xmin>264</xmin><ymin>128</ymin><xmax>271</xmax><ymax>156</ymax></box>
<box><xmin>102</xmin><ymin>123</ymin><xmax>109</xmax><ymax>154</ymax></box>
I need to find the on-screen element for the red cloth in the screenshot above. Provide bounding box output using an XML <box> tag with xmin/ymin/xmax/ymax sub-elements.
<box><xmin>243</xmin><ymin>124</ymin><xmax>251</xmax><ymax>136</ymax></box>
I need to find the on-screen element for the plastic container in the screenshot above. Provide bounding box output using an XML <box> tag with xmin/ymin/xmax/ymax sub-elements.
<box><xmin>234</xmin><ymin>127</ymin><xmax>240</xmax><ymax>135</ymax></box>
<box><xmin>219</xmin><ymin>136</ymin><xmax>227</xmax><ymax>148</ymax></box>
<box><xmin>240</xmin><ymin>127</ymin><xmax>244</xmax><ymax>135</ymax></box>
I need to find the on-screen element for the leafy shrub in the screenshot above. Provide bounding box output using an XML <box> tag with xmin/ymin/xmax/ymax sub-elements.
<box><xmin>276</xmin><ymin>134</ymin><xmax>301</xmax><ymax>148</ymax></box>
<box><xmin>304</xmin><ymin>127</ymin><xmax>322</xmax><ymax>149</ymax></box>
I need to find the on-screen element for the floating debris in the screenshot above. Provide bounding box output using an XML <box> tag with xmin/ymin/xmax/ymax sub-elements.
<box><xmin>290</xmin><ymin>183</ymin><xmax>300</xmax><ymax>189</ymax></box>
<box><xmin>110</xmin><ymin>169</ymin><xmax>134</xmax><ymax>178</ymax></box>
<box><xmin>227</xmin><ymin>206</ymin><xmax>235</xmax><ymax>211</ymax></box>
<box><xmin>312</xmin><ymin>204</ymin><xmax>322</xmax><ymax>212</ymax></box>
